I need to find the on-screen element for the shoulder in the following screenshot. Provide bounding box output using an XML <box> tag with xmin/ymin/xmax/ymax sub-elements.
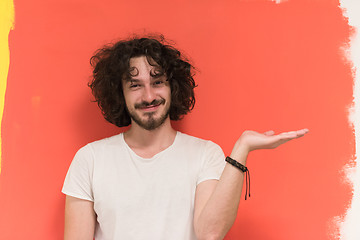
<box><xmin>85</xmin><ymin>133</ymin><xmax>123</xmax><ymax>150</ymax></box>
<box><xmin>74</xmin><ymin>133</ymin><xmax>124</xmax><ymax>158</ymax></box>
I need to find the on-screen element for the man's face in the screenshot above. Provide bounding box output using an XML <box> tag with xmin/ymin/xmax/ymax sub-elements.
<box><xmin>122</xmin><ymin>56</ymin><xmax>171</xmax><ymax>131</ymax></box>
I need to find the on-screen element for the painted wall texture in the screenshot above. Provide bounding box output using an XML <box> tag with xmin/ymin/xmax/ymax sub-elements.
<box><xmin>0</xmin><ymin>0</ymin><xmax>356</xmax><ymax>239</ymax></box>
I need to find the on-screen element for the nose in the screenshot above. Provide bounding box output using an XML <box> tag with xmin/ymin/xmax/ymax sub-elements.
<box><xmin>142</xmin><ymin>84</ymin><xmax>156</xmax><ymax>103</ymax></box>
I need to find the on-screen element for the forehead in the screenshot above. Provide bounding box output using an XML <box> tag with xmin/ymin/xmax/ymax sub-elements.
<box><xmin>124</xmin><ymin>56</ymin><xmax>164</xmax><ymax>81</ymax></box>
<box><xmin>129</xmin><ymin>56</ymin><xmax>159</xmax><ymax>69</ymax></box>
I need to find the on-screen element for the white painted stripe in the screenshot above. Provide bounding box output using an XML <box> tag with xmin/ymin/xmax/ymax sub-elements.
<box><xmin>339</xmin><ymin>0</ymin><xmax>360</xmax><ymax>239</ymax></box>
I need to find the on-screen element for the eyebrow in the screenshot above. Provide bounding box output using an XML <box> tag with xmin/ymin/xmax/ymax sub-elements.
<box><xmin>124</xmin><ymin>74</ymin><xmax>166</xmax><ymax>83</ymax></box>
<box><xmin>124</xmin><ymin>78</ymin><xmax>140</xmax><ymax>84</ymax></box>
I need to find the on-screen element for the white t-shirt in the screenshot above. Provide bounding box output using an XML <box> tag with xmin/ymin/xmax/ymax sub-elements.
<box><xmin>62</xmin><ymin>131</ymin><xmax>225</xmax><ymax>240</ymax></box>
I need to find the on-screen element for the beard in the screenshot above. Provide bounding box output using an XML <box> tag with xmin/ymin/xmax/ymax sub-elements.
<box><xmin>127</xmin><ymin>99</ymin><xmax>170</xmax><ymax>131</ymax></box>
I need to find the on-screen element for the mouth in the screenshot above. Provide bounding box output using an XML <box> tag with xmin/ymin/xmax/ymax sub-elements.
<box><xmin>135</xmin><ymin>99</ymin><xmax>165</xmax><ymax>112</ymax></box>
<box><xmin>139</xmin><ymin>103</ymin><xmax>161</xmax><ymax>111</ymax></box>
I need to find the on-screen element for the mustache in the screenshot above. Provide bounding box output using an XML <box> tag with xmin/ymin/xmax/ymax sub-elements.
<box><xmin>134</xmin><ymin>99</ymin><xmax>165</xmax><ymax>109</ymax></box>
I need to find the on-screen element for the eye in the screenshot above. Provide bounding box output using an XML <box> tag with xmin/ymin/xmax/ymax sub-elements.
<box><xmin>153</xmin><ymin>80</ymin><xmax>166</xmax><ymax>87</ymax></box>
<box><xmin>129</xmin><ymin>83</ymin><xmax>141</xmax><ymax>89</ymax></box>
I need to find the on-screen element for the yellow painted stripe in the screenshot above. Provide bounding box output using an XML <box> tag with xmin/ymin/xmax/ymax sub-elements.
<box><xmin>0</xmin><ymin>0</ymin><xmax>15</xmax><ymax>174</ymax></box>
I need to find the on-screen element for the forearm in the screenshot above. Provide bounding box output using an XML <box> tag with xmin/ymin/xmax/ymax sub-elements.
<box><xmin>194</xmin><ymin>147</ymin><xmax>248</xmax><ymax>240</ymax></box>
<box><xmin>194</xmin><ymin>128</ymin><xmax>308</xmax><ymax>240</ymax></box>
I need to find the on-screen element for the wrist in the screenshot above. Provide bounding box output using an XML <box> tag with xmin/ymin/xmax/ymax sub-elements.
<box><xmin>230</xmin><ymin>143</ymin><xmax>249</xmax><ymax>165</ymax></box>
<box><xmin>225</xmin><ymin>156</ymin><xmax>251</xmax><ymax>200</ymax></box>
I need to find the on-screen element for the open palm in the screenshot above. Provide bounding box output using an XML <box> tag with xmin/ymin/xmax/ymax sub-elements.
<box><xmin>238</xmin><ymin>129</ymin><xmax>309</xmax><ymax>152</ymax></box>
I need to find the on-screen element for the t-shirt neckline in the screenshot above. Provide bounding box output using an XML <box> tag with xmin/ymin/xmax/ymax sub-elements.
<box><xmin>121</xmin><ymin>131</ymin><xmax>180</xmax><ymax>161</ymax></box>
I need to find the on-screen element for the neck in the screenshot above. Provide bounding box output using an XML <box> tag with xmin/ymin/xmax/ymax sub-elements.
<box><xmin>124</xmin><ymin>117</ymin><xmax>177</xmax><ymax>150</ymax></box>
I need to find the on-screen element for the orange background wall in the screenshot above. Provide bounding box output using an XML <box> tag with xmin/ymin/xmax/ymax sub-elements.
<box><xmin>0</xmin><ymin>0</ymin><xmax>354</xmax><ymax>239</ymax></box>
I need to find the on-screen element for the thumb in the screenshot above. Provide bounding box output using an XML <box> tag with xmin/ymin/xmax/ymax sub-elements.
<box><xmin>263</xmin><ymin>130</ymin><xmax>275</xmax><ymax>136</ymax></box>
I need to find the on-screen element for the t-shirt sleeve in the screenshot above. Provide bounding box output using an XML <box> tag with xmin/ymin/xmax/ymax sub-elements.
<box><xmin>197</xmin><ymin>141</ymin><xmax>226</xmax><ymax>185</ymax></box>
<box><xmin>61</xmin><ymin>144</ymin><xmax>94</xmax><ymax>201</ymax></box>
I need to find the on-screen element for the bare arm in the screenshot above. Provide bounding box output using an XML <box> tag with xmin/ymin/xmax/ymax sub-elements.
<box><xmin>64</xmin><ymin>195</ymin><xmax>96</xmax><ymax>240</ymax></box>
<box><xmin>194</xmin><ymin>129</ymin><xmax>309</xmax><ymax>240</ymax></box>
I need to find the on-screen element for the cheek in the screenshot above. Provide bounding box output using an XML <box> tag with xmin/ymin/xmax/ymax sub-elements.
<box><xmin>123</xmin><ymin>91</ymin><xmax>136</xmax><ymax>108</ymax></box>
<box><xmin>153</xmin><ymin>87</ymin><xmax>171</xmax><ymax>100</ymax></box>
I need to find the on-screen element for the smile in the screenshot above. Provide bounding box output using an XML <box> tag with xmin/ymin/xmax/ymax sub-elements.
<box><xmin>135</xmin><ymin>99</ymin><xmax>165</xmax><ymax>112</ymax></box>
<box><xmin>139</xmin><ymin>103</ymin><xmax>162</xmax><ymax>112</ymax></box>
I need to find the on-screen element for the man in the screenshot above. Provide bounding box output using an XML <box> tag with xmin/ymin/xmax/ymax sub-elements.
<box><xmin>62</xmin><ymin>36</ymin><xmax>308</xmax><ymax>240</ymax></box>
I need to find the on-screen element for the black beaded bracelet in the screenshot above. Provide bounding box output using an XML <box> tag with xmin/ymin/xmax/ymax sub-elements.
<box><xmin>225</xmin><ymin>156</ymin><xmax>251</xmax><ymax>200</ymax></box>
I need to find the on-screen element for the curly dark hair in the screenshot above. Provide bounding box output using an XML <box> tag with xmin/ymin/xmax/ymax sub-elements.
<box><xmin>88</xmin><ymin>35</ymin><xmax>196</xmax><ymax>127</ymax></box>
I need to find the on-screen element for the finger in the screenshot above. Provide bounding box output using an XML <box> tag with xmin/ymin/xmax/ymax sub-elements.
<box><xmin>279</xmin><ymin>129</ymin><xmax>309</xmax><ymax>139</ymax></box>
<box><xmin>263</xmin><ymin>130</ymin><xmax>275</xmax><ymax>136</ymax></box>
<box><xmin>279</xmin><ymin>131</ymin><xmax>298</xmax><ymax>139</ymax></box>
<box><xmin>270</xmin><ymin>128</ymin><xmax>309</xmax><ymax>148</ymax></box>
<box><xmin>294</xmin><ymin>128</ymin><xmax>309</xmax><ymax>138</ymax></box>
<box><xmin>299</xmin><ymin>128</ymin><xmax>309</xmax><ymax>135</ymax></box>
